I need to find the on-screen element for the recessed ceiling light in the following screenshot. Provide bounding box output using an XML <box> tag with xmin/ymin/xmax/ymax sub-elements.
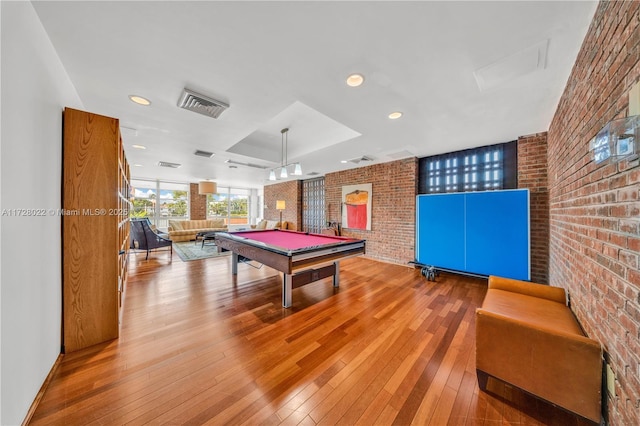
<box><xmin>346</xmin><ymin>73</ymin><xmax>364</xmax><ymax>87</ymax></box>
<box><xmin>128</xmin><ymin>95</ymin><xmax>151</xmax><ymax>106</ymax></box>
<box><xmin>132</xmin><ymin>144</ymin><xmax>146</xmax><ymax>150</ymax></box>
<box><xmin>340</xmin><ymin>160</ymin><xmax>348</xmax><ymax>163</ymax></box>
<box><xmin>388</xmin><ymin>111</ymin><xmax>403</xmax><ymax>120</ymax></box>
<box><xmin>134</xmin><ymin>164</ymin><xmax>143</xmax><ymax>167</ymax></box>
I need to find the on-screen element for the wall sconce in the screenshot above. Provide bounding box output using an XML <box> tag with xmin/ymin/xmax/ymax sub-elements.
<box><xmin>590</xmin><ymin>115</ymin><xmax>639</xmax><ymax>164</ymax></box>
<box><xmin>198</xmin><ymin>181</ymin><xmax>217</xmax><ymax>195</ymax></box>
<box><xmin>276</xmin><ymin>200</ymin><xmax>286</xmax><ymax>226</ymax></box>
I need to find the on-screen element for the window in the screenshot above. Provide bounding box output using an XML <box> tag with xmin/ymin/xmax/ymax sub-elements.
<box><xmin>130</xmin><ymin>180</ymin><xmax>157</xmax><ymax>218</ymax></box>
<box><xmin>207</xmin><ymin>192</ymin><xmax>228</xmax><ymax>222</ymax></box>
<box><xmin>130</xmin><ymin>179</ymin><xmax>190</xmax><ymax>229</ymax></box>
<box><xmin>229</xmin><ymin>191</ymin><xmax>249</xmax><ymax>225</ymax></box>
<box><xmin>207</xmin><ymin>187</ymin><xmax>250</xmax><ymax>225</ymax></box>
<box><xmin>302</xmin><ymin>177</ymin><xmax>325</xmax><ymax>233</ymax></box>
<box><xmin>419</xmin><ymin>141</ymin><xmax>517</xmax><ymax>194</ymax></box>
<box><xmin>158</xmin><ymin>182</ymin><xmax>189</xmax><ymax>221</ymax></box>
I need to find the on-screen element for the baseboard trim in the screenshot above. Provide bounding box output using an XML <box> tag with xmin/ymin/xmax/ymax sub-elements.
<box><xmin>21</xmin><ymin>353</ymin><xmax>64</xmax><ymax>425</ymax></box>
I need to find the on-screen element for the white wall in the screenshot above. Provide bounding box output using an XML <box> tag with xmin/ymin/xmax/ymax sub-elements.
<box><xmin>1</xmin><ymin>3</ymin><xmax>3</xmax><ymax>420</ymax></box>
<box><xmin>0</xmin><ymin>2</ymin><xmax>81</xmax><ymax>424</ymax></box>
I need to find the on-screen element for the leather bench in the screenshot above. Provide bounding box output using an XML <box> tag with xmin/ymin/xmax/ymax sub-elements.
<box><xmin>475</xmin><ymin>275</ymin><xmax>602</xmax><ymax>423</ymax></box>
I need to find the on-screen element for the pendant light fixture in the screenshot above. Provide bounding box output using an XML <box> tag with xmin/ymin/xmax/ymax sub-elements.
<box><xmin>198</xmin><ymin>180</ymin><xmax>217</xmax><ymax>194</ymax></box>
<box><xmin>268</xmin><ymin>128</ymin><xmax>302</xmax><ymax>181</ymax></box>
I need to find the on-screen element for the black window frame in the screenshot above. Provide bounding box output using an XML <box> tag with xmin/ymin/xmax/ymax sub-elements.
<box><xmin>418</xmin><ymin>141</ymin><xmax>517</xmax><ymax>194</ymax></box>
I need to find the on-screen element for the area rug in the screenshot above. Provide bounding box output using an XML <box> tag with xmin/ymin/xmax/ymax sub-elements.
<box><xmin>172</xmin><ymin>241</ymin><xmax>230</xmax><ymax>262</ymax></box>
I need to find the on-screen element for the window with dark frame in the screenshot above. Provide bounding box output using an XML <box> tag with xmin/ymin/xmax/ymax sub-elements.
<box><xmin>302</xmin><ymin>177</ymin><xmax>325</xmax><ymax>233</ymax></box>
<box><xmin>418</xmin><ymin>141</ymin><xmax>517</xmax><ymax>194</ymax></box>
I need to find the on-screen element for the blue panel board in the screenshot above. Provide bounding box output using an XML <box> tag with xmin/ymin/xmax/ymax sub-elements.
<box><xmin>415</xmin><ymin>189</ymin><xmax>530</xmax><ymax>280</ymax></box>
<box><xmin>465</xmin><ymin>190</ymin><xmax>530</xmax><ymax>280</ymax></box>
<box><xmin>416</xmin><ymin>193</ymin><xmax>465</xmax><ymax>271</ymax></box>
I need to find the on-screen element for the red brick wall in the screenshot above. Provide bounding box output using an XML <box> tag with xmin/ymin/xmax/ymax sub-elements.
<box><xmin>518</xmin><ymin>133</ymin><xmax>549</xmax><ymax>284</ymax></box>
<box><xmin>264</xmin><ymin>180</ymin><xmax>302</xmax><ymax>230</ymax></box>
<box><xmin>189</xmin><ymin>183</ymin><xmax>206</xmax><ymax>220</ymax></box>
<box><xmin>325</xmin><ymin>158</ymin><xmax>418</xmax><ymax>264</ymax></box>
<box><xmin>547</xmin><ymin>2</ymin><xmax>640</xmax><ymax>424</ymax></box>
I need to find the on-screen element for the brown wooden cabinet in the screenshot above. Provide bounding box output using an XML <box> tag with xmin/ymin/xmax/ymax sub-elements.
<box><xmin>62</xmin><ymin>107</ymin><xmax>130</xmax><ymax>353</ymax></box>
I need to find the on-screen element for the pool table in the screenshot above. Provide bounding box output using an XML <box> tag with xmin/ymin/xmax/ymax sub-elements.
<box><xmin>214</xmin><ymin>229</ymin><xmax>366</xmax><ymax>307</ymax></box>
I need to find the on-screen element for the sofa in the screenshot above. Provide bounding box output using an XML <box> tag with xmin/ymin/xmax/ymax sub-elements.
<box><xmin>475</xmin><ymin>276</ymin><xmax>602</xmax><ymax>423</ymax></box>
<box><xmin>167</xmin><ymin>219</ymin><xmax>228</xmax><ymax>242</ymax></box>
<box><xmin>252</xmin><ymin>220</ymin><xmax>295</xmax><ymax>230</ymax></box>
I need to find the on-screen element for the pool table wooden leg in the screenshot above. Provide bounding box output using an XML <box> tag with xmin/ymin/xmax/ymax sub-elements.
<box><xmin>231</xmin><ymin>252</ymin><xmax>238</xmax><ymax>275</ymax></box>
<box><xmin>333</xmin><ymin>261</ymin><xmax>340</xmax><ymax>287</ymax></box>
<box><xmin>283</xmin><ymin>273</ymin><xmax>293</xmax><ymax>308</ymax></box>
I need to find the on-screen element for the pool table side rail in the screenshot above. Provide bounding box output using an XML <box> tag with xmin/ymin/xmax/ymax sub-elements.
<box><xmin>292</xmin><ymin>244</ymin><xmax>365</xmax><ymax>271</ymax></box>
<box><xmin>214</xmin><ymin>237</ymin><xmax>291</xmax><ymax>273</ymax></box>
<box><xmin>214</xmin><ymin>230</ymin><xmax>365</xmax><ymax>257</ymax></box>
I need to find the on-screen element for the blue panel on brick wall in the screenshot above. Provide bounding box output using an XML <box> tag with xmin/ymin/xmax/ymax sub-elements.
<box><xmin>465</xmin><ymin>190</ymin><xmax>530</xmax><ymax>280</ymax></box>
<box><xmin>416</xmin><ymin>193</ymin><xmax>466</xmax><ymax>271</ymax></box>
<box><xmin>415</xmin><ymin>189</ymin><xmax>530</xmax><ymax>280</ymax></box>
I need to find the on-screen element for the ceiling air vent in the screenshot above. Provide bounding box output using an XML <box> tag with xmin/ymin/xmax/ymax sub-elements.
<box><xmin>177</xmin><ymin>88</ymin><xmax>229</xmax><ymax>119</ymax></box>
<box><xmin>349</xmin><ymin>155</ymin><xmax>374</xmax><ymax>164</ymax></box>
<box><xmin>157</xmin><ymin>161</ymin><xmax>181</xmax><ymax>168</ymax></box>
<box><xmin>225</xmin><ymin>159</ymin><xmax>268</xmax><ymax>169</ymax></box>
<box><xmin>194</xmin><ymin>150</ymin><xmax>214</xmax><ymax>158</ymax></box>
<box><xmin>387</xmin><ymin>150</ymin><xmax>414</xmax><ymax>160</ymax></box>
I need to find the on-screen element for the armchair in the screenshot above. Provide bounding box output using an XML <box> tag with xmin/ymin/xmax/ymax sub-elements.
<box><xmin>130</xmin><ymin>218</ymin><xmax>172</xmax><ymax>260</ymax></box>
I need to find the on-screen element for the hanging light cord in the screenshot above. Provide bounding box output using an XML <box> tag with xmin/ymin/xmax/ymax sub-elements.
<box><xmin>281</xmin><ymin>128</ymin><xmax>288</xmax><ymax>167</ymax></box>
<box><xmin>272</xmin><ymin>128</ymin><xmax>293</xmax><ymax>179</ymax></box>
<box><xmin>281</xmin><ymin>128</ymin><xmax>285</xmax><ymax>168</ymax></box>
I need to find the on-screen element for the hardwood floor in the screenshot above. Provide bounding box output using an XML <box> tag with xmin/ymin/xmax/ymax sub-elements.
<box><xmin>30</xmin><ymin>252</ymin><xmax>592</xmax><ymax>425</ymax></box>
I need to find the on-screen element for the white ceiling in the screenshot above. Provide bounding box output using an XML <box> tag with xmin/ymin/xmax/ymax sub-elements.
<box><xmin>32</xmin><ymin>0</ymin><xmax>597</xmax><ymax>189</ymax></box>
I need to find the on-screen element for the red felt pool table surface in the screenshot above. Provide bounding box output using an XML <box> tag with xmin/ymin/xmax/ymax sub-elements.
<box><xmin>231</xmin><ymin>229</ymin><xmax>348</xmax><ymax>250</ymax></box>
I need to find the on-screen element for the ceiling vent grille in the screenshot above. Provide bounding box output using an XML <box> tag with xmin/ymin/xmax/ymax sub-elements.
<box><xmin>194</xmin><ymin>150</ymin><xmax>214</xmax><ymax>158</ymax></box>
<box><xmin>349</xmin><ymin>155</ymin><xmax>374</xmax><ymax>164</ymax></box>
<box><xmin>387</xmin><ymin>150</ymin><xmax>414</xmax><ymax>160</ymax></box>
<box><xmin>157</xmin><ymin>161</ymin><xmax>181</xmax><ymax>168</ymax></box>
<box><xmin>177</xmin><ymin>88</ymin><xmax>229</xmax><ymax>119</ymax></box>
<box><xmin>225</xmin><ymin>159</ymin><xmax>268</xmax><ymax>169</ymax></box>
<box><xmin>473</xmin><ymin>39</ymin><xmax>549</xmax><ymax>92</ymax></box>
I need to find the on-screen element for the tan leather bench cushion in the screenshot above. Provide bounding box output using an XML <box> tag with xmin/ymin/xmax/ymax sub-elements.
<box><xmin>481</xmin><ymin>289</ymin><xmax>584</xmax><ymax>336</ymax></box>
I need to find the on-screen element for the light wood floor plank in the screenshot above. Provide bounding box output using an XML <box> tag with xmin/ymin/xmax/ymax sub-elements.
<box><xmin>29</xmin><ymin>255</ymin><xmax>593</xmax><ymax>425</ymax></box>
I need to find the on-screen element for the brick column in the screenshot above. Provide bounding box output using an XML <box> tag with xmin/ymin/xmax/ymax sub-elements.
<box><xmin>189</xmin><ymin>183</ymin><xmax>207</xmax><ymax>220</ymax></box>
<box><xmin>264</xmin><ymin>180</ymin><xmax>302</xmax><ymax>230</ymax></box>
<box><xmin>517</xmin><ymin>132</ymin><xmax>549</xmax><ymax>284</ymax></box>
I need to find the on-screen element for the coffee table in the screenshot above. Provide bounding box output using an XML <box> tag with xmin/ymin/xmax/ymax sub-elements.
<box><xmin>195</xmin><ymin>231</ymin><xmax>218</xmax><ymax>248</ymax></box>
